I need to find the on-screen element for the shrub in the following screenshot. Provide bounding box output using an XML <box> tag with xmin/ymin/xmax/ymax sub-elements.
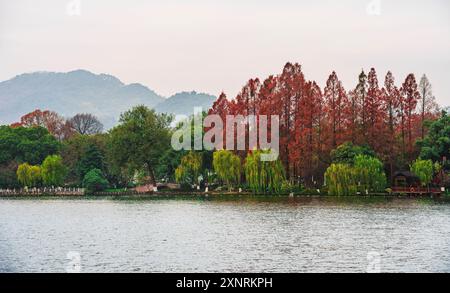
<box><xmin>281</xmin><ymin>180</ymin><xmax>294</xmax><ymax>193</ymax></box>
<box><xmin>82</xmin><ymin>169</ymin><xmax>109</xmax><ymax>193</ymax></box>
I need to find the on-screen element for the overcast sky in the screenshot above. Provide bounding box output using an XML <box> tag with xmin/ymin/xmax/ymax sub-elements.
<box><xmin>0</xmin><ymin>0</ymin><xmax>449</xmax><ymax>105</ymax></box>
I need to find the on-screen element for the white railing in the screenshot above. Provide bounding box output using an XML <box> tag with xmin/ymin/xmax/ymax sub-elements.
<box><xmin>0</xmin><ymin>187</ymin><xmax>85</xmax><ymax>196</ymax></box>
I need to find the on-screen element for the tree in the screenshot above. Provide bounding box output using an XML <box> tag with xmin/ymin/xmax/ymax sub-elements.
<box><xmin>0</xmin><ymin>162</ymin><xmax>20</xmax><ymax>189</ymax></box>
<box><xmin>108</xmin><ymin>105</ymin><xmax>172</xmax><ymax>186</ymax></box>
<box><xmin>17</xmin><ymin>163</ymin><xmax>41</xmax><ymax>187</ymax></box>
<box><xmin>293</xmin><ymin>81</ymin><xmax>324</xmax><ymax>183</ymax></box>
<box><xmin>244</xmin><ymin>150</ymin><xmax>285</xmax><ymax>194</ymax></box>
<box><xmin>69</xmin><ymin>113</ymin><xmax>104</xmax><ymax>135</ymax></box>
<box><xmin>175</xmin><ymin>151</ymin><xmax>202</xmax><ymax>185</ymax></box>
<box><xmin>41</xmin><ymin>155</ymin><xmax>67</xmax><ymax>186</ymax></box>
<box><xmin>269</xmin><ymin>63</ymin><xmax>305</xmax><ymax>178</ymax></box>
<box><xmin>354</xmin><ymin>70</ymin><xmax>368</xmax><ymax>142</ymax></box>
<box><xmin>0</xmin><ymin>125</ymin><xmax>61</xmax><ymax>166</ymax></box>
<box><xmin>155</xmin><ymin>148</ymin><xmax>185</xmax><ymax>182</ymax></box>
<box><xmin>61</xmin><ymin>134</ymin><xmax>108</xmax><ymax>184</ymax></box>
<box><xmin>203</xmin><ymin>64</ymin><xmax>444</xmax><ymax>191</ymax></box>
<box><xmin>234</xmin><ymin>78</ymin><xmax>262</xmax><ymax>153</ymax></box>
<box><xmin>418</xmin><ymin>75</ymin><xmax>439</xmax><ymax>139</ymax></box>
<box><xmin>16</xmin><ymin>163</ymin><xmax>31</xmax><ymax>187</ymax></box>
<box><xmin>417</xmin><ymin>112</ymin><xmax>450</xmax><ymax>170</ymax></box>
<box><xmin>324</xmin><ymin>71</ymin><xmax>349</xmax><ymax>148</ymax></box>
<box><xmin>354</xmin><ymin>155</ymin><xmax>387</xmax><ymax>193</ymax></box>
<box><xmin>325</xmin><ymin>164</ymin><xmax>357</xmax><ymax>196</ymax></box>
<box><xmin>410</xmin><ymin>159</ymin><xmax>434</xmax><ymax>187</ymax></box>
<box><xmin>383</xmin><ymin>72</ymin><xmax>400</xmax><ymax>135</ymax></box>
<box><xmin>326</xmin><ymin>150</ymin><xmax>385</xmax><ymax>195</ymax></box>
<box><xmin>347</xmin><ymin>90</ymin><xmax>358</xmax><ymax>144</ymax></box>
<box><xmin>383</xmin><ymin>71</ymin><xmax>401</xmax><ymax>182</ymax></box>
<box><xmin>19</xmin><ymin>109</ymin><xmax>52</xmax><ymax>128</ymax></box>
<box><xmin>330</xmin><ymin>142</ymin><xmax>375</xmax><ymax>165</ymax></box>
<box><xmin>401</xmin><ymin>74</ymin><xmax>420</xmax><ymax>161</ymax></box>
<box><xmin>29</xmin><ymin>165</ymin><xmax>42</xmax><ymax>187</ymax></box>
<box><xmin>15</xmin><ymin>109</ymin><xmax>73</xmax><ymax>140</ymax></box>
<box><xmin>212</xmin><ymin>150</ymin><xmax>241</xmax><ymax>190</ymax></box>
<box><xmin>207</xmin><ymin>92</ymin><xmax>231</xmax><ymax>149</ymax></box>
<box><xmin>82</xmin><ymin>169</ymin><xmax>109</xmax><ymax>193</ymax></box>
<box><xmin>365</xmin><ymin>68</ymin><xmax>384</xmax><ymax>151</ymax></box>
<box><xmin>76</xmin><ymin>143</ymin><xmax>105</xmax><ymax>180</ymax></box>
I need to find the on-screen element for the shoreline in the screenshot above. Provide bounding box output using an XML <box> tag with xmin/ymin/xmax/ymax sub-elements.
<box><xmin>0</xmin><ymin>193</ymin><xmax>448</xmax><ymax>202</ymax></box>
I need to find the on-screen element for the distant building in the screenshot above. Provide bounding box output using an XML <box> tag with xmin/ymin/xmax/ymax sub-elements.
<box><xmin>393</xmin><ymin>171</ymin><xmax>421</xmax><ymax>188</ymax></box>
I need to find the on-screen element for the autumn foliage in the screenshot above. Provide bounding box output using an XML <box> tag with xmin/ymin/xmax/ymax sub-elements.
<box><xmin>11</xmin><ymin>110</ymin><xmax>104</xmax><ymax>140</ymax></box>
<box><xmin>11</xmin><ymin>109</ymin><xmax>73</xmax><ymax>140</ymax></box>
<box><xmin>208</xmin><ymin>63</ymin><xmax>440</xmax><ymax>185</ymax></box>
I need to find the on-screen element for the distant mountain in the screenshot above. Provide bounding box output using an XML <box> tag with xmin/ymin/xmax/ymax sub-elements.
<box><xmin>0</xmin><ymin>70</ymin><xmax>216</xmax><ymax>129</ymax></box>
<box><xmin>154</xmin><ymin>91</ymin><xmax>216</xmax><ymax>117</ymax></box>
<box><xmin>0</xmin><ymin>70</ymin><xmax>163</xmax><ymax>128</ymax></box>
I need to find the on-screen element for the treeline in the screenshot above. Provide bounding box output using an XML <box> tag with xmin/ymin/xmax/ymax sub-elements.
<box><xmin>0</xmin><ymin>62</ymin><xmax>449</xmax><ymax>195</ymax></box>
<box><xmin>208</xmin><ymin>63</ymin><xmax>442</xmax><ymax>184</ymax></box>
<box><xmin>0</xmin><ymin>106</ymin><xmax>177</xmax><ymax>192</ymax></box>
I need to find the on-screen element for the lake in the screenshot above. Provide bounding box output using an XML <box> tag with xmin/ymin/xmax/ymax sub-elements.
<box><xmin>1</xmin><ymin>196</ymin><xmax>449</xmax><ymax>273</ymax></box>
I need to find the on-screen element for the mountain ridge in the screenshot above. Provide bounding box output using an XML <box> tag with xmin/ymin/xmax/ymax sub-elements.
<box><xmin>0</xmin><ymin>70</ymin><xmax>217</xmax><ymax>129</ymax></box>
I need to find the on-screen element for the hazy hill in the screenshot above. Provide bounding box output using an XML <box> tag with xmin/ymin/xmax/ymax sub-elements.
<box><xmin>0</xmin><ymin>70</ymin><xmax>216</xmax><ymax>129</ymax></box>
<box><xmin>154</xmin><ymin>91</ymin><xmax>217</xmax><ymax>117</ymax></box>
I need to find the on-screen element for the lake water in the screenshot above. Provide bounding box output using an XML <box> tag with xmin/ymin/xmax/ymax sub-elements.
<box><xmin>1</xmin><ymin>196</ymin><xmax>449</xmax><ymax>273</ymax></box>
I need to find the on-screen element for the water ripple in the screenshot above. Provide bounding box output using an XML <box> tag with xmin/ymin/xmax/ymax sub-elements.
<box><xmin>0</xmin><ymin>198</ymin><xmax>449</xmax><ymax>272</ymax></box>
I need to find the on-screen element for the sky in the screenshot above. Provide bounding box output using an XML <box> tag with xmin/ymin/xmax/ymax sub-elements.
<box><xmin>0</xmin><ymin>0</ymin><xmax>449</xmax><ymax>105</ymax></box>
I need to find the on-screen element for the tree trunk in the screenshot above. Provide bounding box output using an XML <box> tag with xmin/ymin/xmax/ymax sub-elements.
<box><xmin>146</xmin><ymin>163</ymin><xmax>156</xmax><ymax>186</ymax></box>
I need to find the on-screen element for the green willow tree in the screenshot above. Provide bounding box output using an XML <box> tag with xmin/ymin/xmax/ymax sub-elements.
<box><xmin>354</xmin><ymin>155</ymin><xmax>387</xmax><ymax>193</ymax></box>
<box><xmin>41</xmin><ymin>155</ymin><xmax>67</xmax><ymax>186</ymax></box>
<box><xmin>244</xmin><ymin>150</ymin><xmax>285</xmax><ymax>194</ymax></box>
<box><xmin>17</xmin><ymin>163</ymin><xmax>42</xmax><ymax>187</ymax></box>
<box><xmin>410</xmin><ymin>159</ymin><xmax>434</xmax><ymax>187</ymax></box>
<box><xmin>325</xmin><ymin>155</ymin><xmax>386</xmax><ymax>196</ymax></box>
<box><xmin>325</xmin><ymin>164</ymin><xmax>358</xmax><ymax>196</ymax></box>
<box><xmin>325</xmin><ymin>164</ymin><xmax>357</xmax><ymax>196</ymax></box>
<box><xmin>213</xmin><ymin>150</ymin><xmax>241</xmax><ymax>191</ymax></box>
<box><xmin>175</xmin><ymin>151</ymin><xmax>202</xmax><ymax>185</ymax></box>
<box><xmin>108</xmin><ymin>106</ymin><xmax>172</xmax><ymax>186</ymax></box>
